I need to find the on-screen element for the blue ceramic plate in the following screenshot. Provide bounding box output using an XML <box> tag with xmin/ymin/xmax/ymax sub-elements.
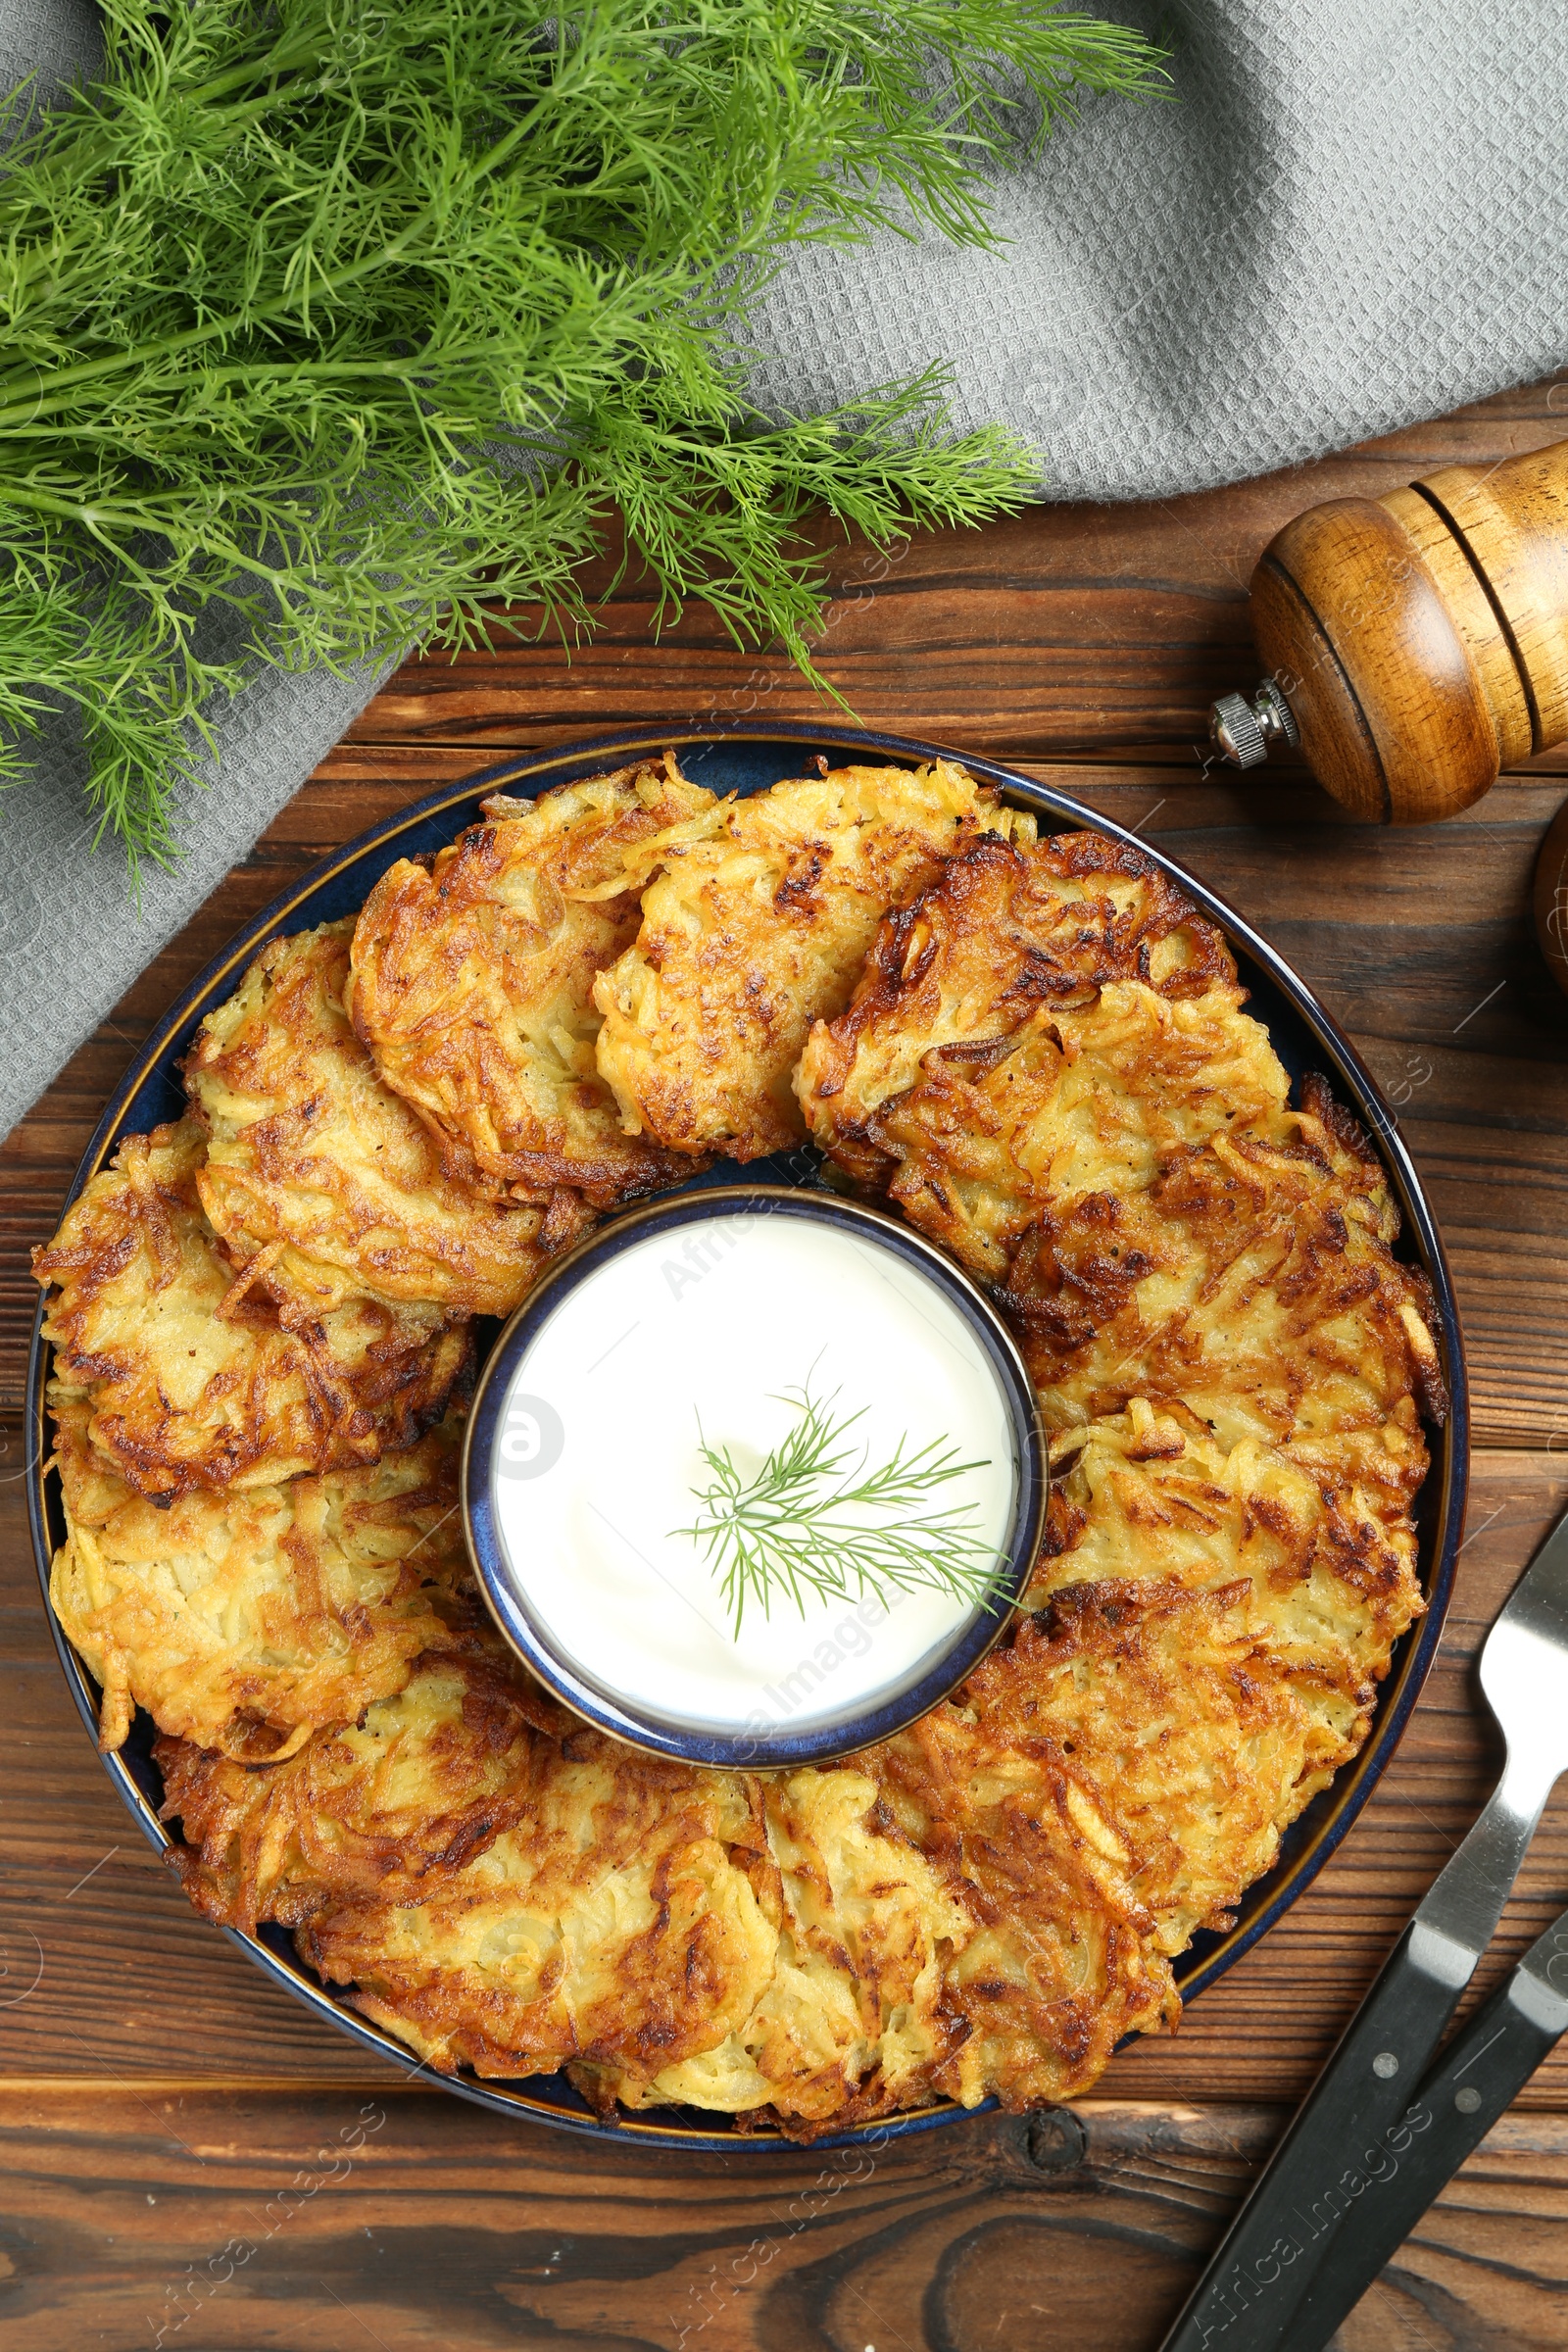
<box><xmin>26</xmin><ymin>722</ymin><xmax>1468</xmax><ymax>2151</ymax></box>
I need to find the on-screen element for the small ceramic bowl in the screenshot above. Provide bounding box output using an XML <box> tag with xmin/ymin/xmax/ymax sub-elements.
<box><xmin>462</xmin><ymin>1185</ymin><xmax>1048</xmax><ymax>1767</ymax></box>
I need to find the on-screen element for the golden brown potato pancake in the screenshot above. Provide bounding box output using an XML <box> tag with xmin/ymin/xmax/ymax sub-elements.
<box><xmin>870</xmin><ymin>1579</ymin><xmax>1301</xmax><ymax>2109</ymax></box>
<box><xmin>589</xmin><ymin>1765</ymin><xmax>972</xmax><ymax>2129</ymax></box>
<box><xmin>797</xmin><ymin>831</ymin><xmax>1443</xmax><ymax>1445</ymax></box>
<box><xmin>34</xmin><ymin>1118</ymin><xmax>468</xmax><ymax>1496</ymax></box>
<box><xmin>593</xmin><ymin>760</ymin><xmax>1035</xmax><ymax>1162</ymax></box>
<box><xmin>49</xmin><ymin>1403</ymin><xmax>474</xmax><ymax>1756</ymax></box>
<box><xmin>166</xmin><ymin>1648</ymin><xmax>970</xmax><ymax>2131</ymax></box>
<box><xmin>996</xmin><ymin>1084</ymin><xmax>1446</xmax><ymax>1444</ymax></box>
<box><xmin>302</xmin><ymin>1729</ymin><xmax>779</xmax><ymax>2091</ymax></box>
<box><xmin>170</xmin><ymin>1659</ymin><xmax>772</xmax><ymax>2085</ymax></box>
<box><xmin>958</xmin><ymin>1583</ymin><xmax>1319</xmax><ymax>1959</ymax></box>
<box><xmin>161</xmin><ymin>1639</ymin><xmax>570</xmax><ymax>1931</ymax></box>
<box><xmin>349</xmin><ymin>758</ymin><xmax>717</xmax><ymax>1207</ymax></box>
<box><xmin>187</xmin><ymin>921</ymin><xmax>585</xmax><ymax>1321</ymax></box>
<box><xmin>1040</xmin><ymin>1397</ymin><xmax>1426</xmax><ymax>1778</ymax></box>
<box><xmin>797</xmin><ymin>828</ymin><xmax>1290</xmax><ymax>1247</ymax></box>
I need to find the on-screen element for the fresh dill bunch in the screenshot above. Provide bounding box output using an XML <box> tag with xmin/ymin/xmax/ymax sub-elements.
<box><xmin>0</xmin><ymin>0</ymin><xmax>1168</xmax><ymax>870</ymax></box>
<box><xmin>675</xmin><ymin>1382</ymin><xmax>1007</xmax><ymax>1636</ymax></box>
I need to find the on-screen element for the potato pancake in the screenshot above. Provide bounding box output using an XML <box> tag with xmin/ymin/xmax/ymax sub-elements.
<box><xmin>49</xmin><ymin>1404</ymin><xmax>473</xmax><ymax>1756</ymax></box>
<box><xmin>797</xmin><ymin>831</ymin><xmax>1443</xmax><ymax>1444</ymax></box>
<box><xmin>34</xmin><ymin>1119</ymin><xmax>468</xmax><ymax>1496</ymax></box>
<box><xmin>593</xmin><ymin>760</ymin><xmax>1035</xmax><ymax>1161</ymax></box>
<box><xmin>184</xmin><ymin>1678</ymin><xmax>972</xmax><ymax>2131</ymax></box>
<box><xmin>160</xmin><ymin>1641</ymin><xmax>569</xmax><ymax>1931</ymax></box>
<box><xmin>300</xmin><ymin>1734</ymin><xmax>778</xmax><ymax>2090</ymax></box>
<box><xmin>1040</xmin><ymin>1398</ymin><xmax>1426</xmax><ymax>1784</ymax></box>
<box><xmin>997</xmin><ymin>1090</ymin><xmax>1446</xmax><ymax>1443</ymax></box>
<box><xmin>869</xmin><ymin>1579</ymin><xmax>1306</xmax><ymax>2108</ymax></box>
<box><xmin>349</xmin><ymin>759</ymin><xmax>717</xmax><ymax>1207</ymax></box>
<box><xmin>187</xmin><ymin>922</ymin><xmax>586</xmax><ymax>1320</ymax></box>
<box><xmin>797</xmin><ymin>829</ymin><xmax>1291</xmax><ymax>1250</ymax></box>
<box><xmin>591</xmin><ymin>1768</ymin><xmax>973</xmax><ymax>2128</ymax></box>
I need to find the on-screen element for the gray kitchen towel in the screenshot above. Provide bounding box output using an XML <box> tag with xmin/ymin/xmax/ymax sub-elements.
<box><xmin>3</xmin><ymin>0</ymin><xmax>1568</xmax><ymax>1143</ymax></box>
<box><xmin>749</xmin><ymin>0</ymin><xmax>1568</xmax><ymax>502</ymax></box>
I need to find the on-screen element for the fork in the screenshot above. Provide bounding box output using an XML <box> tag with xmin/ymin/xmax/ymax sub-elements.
<box><xmin>1156</xmin><ymin>1497</ymin><xmax>1568</xmax><ymax>2352</ymax></box>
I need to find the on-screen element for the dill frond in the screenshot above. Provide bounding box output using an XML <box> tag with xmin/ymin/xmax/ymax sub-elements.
<box><xmin>0</xmin><ymin>0</ymin><xmax>1169</xmax><ymax>870</ymax></box>
<box><xmin>675</xmin><ymin>1381</ymin><xmax>1009</xmax><ymax>1636</ymax></box>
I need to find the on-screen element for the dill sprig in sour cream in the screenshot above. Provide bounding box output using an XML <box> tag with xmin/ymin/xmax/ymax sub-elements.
<box><xmin>677</xmin><ymin>1380</ymin><xmax>1004</xmax><ymax>1636</ymax></box>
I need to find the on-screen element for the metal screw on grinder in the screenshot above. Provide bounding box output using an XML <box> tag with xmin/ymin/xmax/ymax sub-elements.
<box><xmin>1209</xmin><ymin>678</ymin><xmax>1300</xmax><ymax>768</ymax></box>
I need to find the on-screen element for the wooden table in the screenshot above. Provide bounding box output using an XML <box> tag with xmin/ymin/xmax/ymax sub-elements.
<box><xmin>4</xmin><ymin>377</ymin><xmax>1568</xmax><ymax>2351</ymax></box>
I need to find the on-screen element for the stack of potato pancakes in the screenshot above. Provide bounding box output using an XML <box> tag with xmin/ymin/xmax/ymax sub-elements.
<box><xmin>34</xmin><ymin>754</ymin><xmax>1446</xmax><ymax>2136</ymax></box>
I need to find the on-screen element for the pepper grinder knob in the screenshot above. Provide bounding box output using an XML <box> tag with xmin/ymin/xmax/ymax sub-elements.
<box><xmin>1209</xmin><ymin>680</ymin><xmax>1300</xmax><ymax>768</ymax></box>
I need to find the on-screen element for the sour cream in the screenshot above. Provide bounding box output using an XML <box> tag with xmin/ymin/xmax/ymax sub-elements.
<box><xmin>474</xmin><ymin>1196</ymin><xmax>1031</xmax><ymax>1752</ymax></box>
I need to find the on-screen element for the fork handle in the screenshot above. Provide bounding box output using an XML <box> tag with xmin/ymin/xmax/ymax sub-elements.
<box><xmin>1156</xmin><ymin>1763</ymin><xmax>1553</xmax><ymax>2352</ymax></box>
<box><xmin>1274</xmin><ymin>1910</ymin><xmax>1568</xmax><ymax>2352</ymax></box>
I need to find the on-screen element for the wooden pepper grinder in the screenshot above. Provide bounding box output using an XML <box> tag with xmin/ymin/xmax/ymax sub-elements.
<box><xmin>1210</xmin><ymin>432</ymin><xmax>1568</xmax><ymax>992</ymax></box>
<box><xmin>1209</xmin><ymin>435</ymin><xmax>1568</xmax><ymax>826</ymax></box>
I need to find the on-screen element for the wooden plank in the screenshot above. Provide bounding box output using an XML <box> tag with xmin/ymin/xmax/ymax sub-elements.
<box><xmin>0</xmin><ymin>1449</ymin><xmax>1562</xmax><ymax>2105</ymax></box>
<box><xmin>0</xmin><ymin>2085</ymin><xmax>1563</xmax><ymax>2350</ymax></box>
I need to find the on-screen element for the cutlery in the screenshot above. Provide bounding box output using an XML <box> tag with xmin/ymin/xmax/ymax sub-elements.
<box><xmin>1157</xmin><ymin>1498</ymin><xmax>1568</xmax><ymax>2352</ymax></box>
<box><xmin>1274</xmin><ymin>1901</ymin><xmax>1568</xmax><ymax>2350</ymax></box>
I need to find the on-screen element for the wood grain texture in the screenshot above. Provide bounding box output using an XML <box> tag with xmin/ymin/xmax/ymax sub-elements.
<box><xmin>6</xmin><ymin>376</ymin><xmax>1568</xmax><ymax>2345</ymax></box>
<box><xmin>1</xmin><ymin>2087</ymin><xmax>1566</xmax><ymax>2351</ymax></box>
<box><xmin>1420</xmin><ymin>448</ymin><xmax>1568</xmax><ymax>752</ymax></box>
<box><xmin>1250</xmin><ymin>495</ymin><xmax>1499</xmax><ymax>824</ymax></box>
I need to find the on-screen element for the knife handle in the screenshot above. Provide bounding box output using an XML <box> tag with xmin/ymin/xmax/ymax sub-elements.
<box><xmin>1274</xmin><ymin>1912</ymin><xmax>1568</xmax><ymax>2352</ymax></box>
